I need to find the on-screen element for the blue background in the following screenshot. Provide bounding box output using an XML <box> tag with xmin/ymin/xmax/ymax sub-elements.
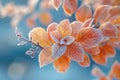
<box><xmin>0</xmin><ymin>0</ymin><xmax>120</xmax><ymax>80</ymax></box>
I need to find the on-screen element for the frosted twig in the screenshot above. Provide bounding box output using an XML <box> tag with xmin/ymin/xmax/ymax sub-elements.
<box><xmin>15</xmin><ymin>27</ymin><xmax>43</xmax><ymax>58</ymax></box>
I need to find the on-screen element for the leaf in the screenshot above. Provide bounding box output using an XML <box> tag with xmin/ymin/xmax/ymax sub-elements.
<box><xmin>91</xmin><ymin>47</ymin><xmax>107</xmax><ymax>65</ymax></box>
<box><xmin>39</xmin><ymin>47</ymin><xmax>53</xmax><ymax>67</ymax></box>
<box><xmin>52</xmin><ymin>43</ymin><xmax>67</xmax><ymax>59</ymax></box>
<box><xmin>78</xmin><ymin>54</ymin><xmax>90</xmax><ymax>67</ymax></box>
<box><xmin>76</xmin><ymin>27</ymin><xmax>103</xmax><ymax>48</ymax></box>
<box><xmin>70</xmin><ymin>21</ymin><xmax>82</xmax><ymax>37</ymax></box>
<box><xmin>17</xmin><ymin>41</ymin><xmax>27</xmax><ymax>46</ymax></box>
<box><xmin>29</xmin><ymin>27</ymin><xmax>51</xmax><ymax>47</ymax></box>
<box><xmin>65</xmin><ymin>42</ymin><xmax>85</xmax><ymax>62</ymax></box>
<box><xmin>100</xmin><ymin>22</ymin><xmax>117</xmax><ymax>37</ymax></box>
<box><xmin>26</xmin><ymin>48</ymin><xmax>35</xmax><ymax>58</ymax></box>
<box><xmin>51</xmin><ymin>0</ymin><xmax>62</xmax><ymax>10</ymax></box>
<box><xmin>75</xmin><ymin>4</ymin><xmax>92</xmax><ymax>22</ymax></box>
<box><xmin>57</xmin><ymin>19</ymin><xmax>71</xmax><ymax>37</ymax></box>
<box><xmin>53</xmin><ymin>55</ymin><xmax>70</xmax><ymax>73</ymax></box>
<box><xmin>62</xmin><ymin>0</ymin><xmax>78</xmax><ymax>16</ymax></box>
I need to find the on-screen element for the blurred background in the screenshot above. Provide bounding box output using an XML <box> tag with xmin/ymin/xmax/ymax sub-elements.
<box><xmin>0</xmin><ymin>0</ymin><xmax>120</xmax><ymax>80</ymax></box>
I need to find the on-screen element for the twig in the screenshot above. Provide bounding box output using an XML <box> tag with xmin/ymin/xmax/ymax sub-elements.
<box><xmin>15</xmin><ymin>27</ymin><xmax>43</xmax><ymax>58</ymax></box>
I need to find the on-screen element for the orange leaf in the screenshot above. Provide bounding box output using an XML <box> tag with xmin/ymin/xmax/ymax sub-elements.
<box><xmin>53</xmin><ymin>55</ymin><xmax>70</xmax><ymax>73</ymax></box>
<box><xmin>102</xmin><ymin>44</ymin><xmax>116</xmax><ymax>57</ymax></box>
<box><xmin>75</xmin><ymin>4</ymin><xmax>92</xmax><ymax>22</ymax></box>
<box><xmin>93</xmin><ymin>5</ymin><xmax>109</xmax><ymax>24</ymax></box>
<box><xmin>47</xmin><ymin>22</ymin><xmax>58</xmax><ymax>42</ymax></box>
<box><xmin>65</xmin><ymin>42</ymin><xmax>85</xmax><ymax>62</ymax></box>
<box><xmin>51</xmin><ymin>0</ymin><xmax>62</xmax><ymax>10</ymax></box>
<box><xmin>78</xmin><ymin>54</ymin><xmax>90</xmax><ymax>67</ymax></box>
<box><xmin>91</xmin><ymin>47</ymin><xmax>107</xmax><ymax>65</ymax></box>
<box><xmin>57</xmin><ymin>19</ymin><xmax>71</xmax><ymax>37</ymax></box>
<box><xmin>39</xmin><ymin>47</ymin><xmax>53</xmax><ymax>67</ymax></box>
<box><xmin>91</xmin><ymin>67</ymin><xmax>104</xmax><ymax>77</ymax></box>
<box><xmin>109</xmin><ymin>61</ymin><xmax>120</xmax><ymax>79</ymax></box>
<box><xmin>76</xmin><ymin>27</ymin><xmax>103</xmax><ymax>48</ymax></box>
<box><xmin>100</xmin><ymin>22</ymin><xmax>117</xmax><ymax>37</ymax></box>
<box><xmin>107</xmin><ymin>6</ymin><xmax>120</xmax><ymax>19</ymax></box>
<box><xmin>70</xmin><ymin>21</ymin><xmax>82</xmax><ymax>37</ymax></box>
<box><xmin>29</xmin><ymin>27</ymin><xmax>51</xmax><ymax>47</ymax></box>
<box><xmin>62</xmin><ymin>0</ymin><xmax>78</xmax><ymax>16</ymax></box>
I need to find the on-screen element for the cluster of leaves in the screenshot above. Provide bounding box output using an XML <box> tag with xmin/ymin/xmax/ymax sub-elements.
<box><xmin>10</xmin><ymin>0</ymin><xmax>120</xmax><ymax>80</ymax></box>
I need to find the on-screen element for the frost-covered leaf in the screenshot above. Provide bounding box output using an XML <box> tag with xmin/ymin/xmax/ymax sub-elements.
<box><xmin>26</xmin><ymin>48</ymin><xmax>35</xmax><ymax>58</ymax></box>
<box><xmin>17</xmin><ymin>41</ymin><xmax>28</xmax><ymax>46</ymax></box>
